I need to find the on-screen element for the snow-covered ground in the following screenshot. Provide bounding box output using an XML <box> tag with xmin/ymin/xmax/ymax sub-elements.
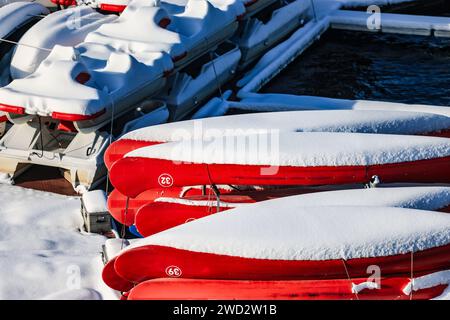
<box><xmin>0</xmin><ymin>0</ymin><xmax>449</xmax><ymax>300</ymax></box>
<box><xmin>0</xmin><ymin>184</ymin><xmax>116</xmax><ymax>300</ymax></box>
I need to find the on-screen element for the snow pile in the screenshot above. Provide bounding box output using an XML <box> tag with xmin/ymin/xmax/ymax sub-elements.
<box><xmin>82</xmin><ymin>190</ymin><xmax>108</xmax><ymax>213</ymax></box>
<box><xmin>126</xmin><ymin>132</ymin><xmax>450</xmax><ymax>166</ymax></box>
<box><xmin>0</xmin><ymin>185</ymin><xmax>114</xmax><ymax>300</ymax></box>
<box><xmin>128</xmin><ymin>205</ymin><xmax>450</xmax><ymax>260</ymax></box>
<box><xmin>10</xmin><ymin>6</ymin><xmax>117</xmax><ymax>79</ymax></box>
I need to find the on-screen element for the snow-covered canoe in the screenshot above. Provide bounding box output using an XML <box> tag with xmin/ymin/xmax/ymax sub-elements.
<box><xmin>126</xmin><ymin>277</ymin><xmax>448</xmax><ymax>300</ymax></box>
<box><xmin>134</xmin><ymin>186</ymin><xmax>450</xmax><ymax>237</ymax></box>
<box><xmin>112</xmin><ymin>206</ymin><xmax>450</xmax><ymax>284</ymax></box>
<box><xmin>109</xmin><ymin>132</ymin><xmax>450</xmax><ymax>197</ymax></box>
<box><xmin>104</xmin><ymin>110</ymin><xmax>450</xmax><ymax>170</ymax></box>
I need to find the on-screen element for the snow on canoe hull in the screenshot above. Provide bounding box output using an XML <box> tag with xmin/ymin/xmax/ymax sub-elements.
<box><xmin>126</xmin><ymin>278</ymin><xmax>448</xmax><ymax>300</ymax></box>
<box><xmin>110</xmin><ymin>156</ymin><xmax>450</xmax><ymax>198</ymax></box>
<box><xmin>104</xmin><ymin>130</ymin><xmax>450</xmax><ymax>172</ymax></box>
<box><xmin>114</xmin><ymin>244</ymin><xmax>450</xmax><ymax>284</ymax></box>
<box><xmin>134</xmin><ymin>186</ymin><xmax>450</xmax><ymax>237</ymax></box>
<box><xmin>104</xmin><ymin>111</ymin><xmax>450</xmax><ymax>171</ymax></box>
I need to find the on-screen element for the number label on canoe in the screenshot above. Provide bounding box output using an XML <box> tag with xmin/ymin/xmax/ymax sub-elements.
<box><xmin>165</xmin><ymin>265</ymin><xmax>182</xmax><ymax>278</ymax></box>
<box><xmin>158</xmin><ymin>174</ymin><xmax>174</xmax><ymax>188</ymax></box>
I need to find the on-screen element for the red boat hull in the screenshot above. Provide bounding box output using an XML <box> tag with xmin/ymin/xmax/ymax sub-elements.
<box><xmin>135</xmin><ymin>200</ymin><xmax>237</xmax><ymax>237</ymax></box>
<box><xmin>114</xmin><ymin>244</ymin><xmax>450</xmax><ymax>285</ymax></box>
<box><xmin>105</xmin><ymin>139</ymin><xmax>161</xmax><ymax>170</ymax></box>
<box><xmin>107</xmin><ymin>187</ymin><xmax>187</xmax><ymax>226</ymax></box>
<box><xmin>104</xmin><ymin>129</ymin><xmax>450</xmax><ymax>171</ymax></box>
<box><xmin>102</xmin><ymin>257</ymin><xmax>134</xmax><ymax>293</ymax></box>
<box><xmin>110</xmin><ymin>156</ymin><xmax>450</xmax><ymax>198</ymax></box>
<box><xmin>127</xmin><ymin>278</ymin><xmax>448</xmax><ymax>300</ymax></box>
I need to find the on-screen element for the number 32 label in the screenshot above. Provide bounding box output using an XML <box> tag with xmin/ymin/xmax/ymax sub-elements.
<box><xmin>158</xmin><ymin>173</ymin><xmax>174</xmax><ymax>187</ymax></box>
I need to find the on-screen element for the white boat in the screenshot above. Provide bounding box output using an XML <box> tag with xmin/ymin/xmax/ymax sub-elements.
<box><xmin>0</xmin><ymin>0</ymin><xmax>245</xmax><ymax>189</ymax></box>
<box><xmin>0</xmin><ymin>1</ymin><xmax>49</xmax><ymax>137</ymax></box>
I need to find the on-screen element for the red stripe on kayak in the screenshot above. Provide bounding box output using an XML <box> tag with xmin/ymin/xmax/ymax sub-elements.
<box><xmin>127</xmin><ymin>278</ymin><xmax>447</xmax><ymax>300</ymax></box>
<box><xmin>104</xmin><ymin>139</ymin><xmax>163</xmax><ymax>170</ymax></box>
<box><xmin>114</xmin><ymin>244</ymin><xmax>450</xmax><ymax>284</ymax></box>
<box><xmin>0</xmin><ymin>104</ymin><xmax>25</xmax><ymax>115</ymax></box>
<box><xmin>109</xmin><ymin>156</ymin><xmax>450</xmax><ymax>198</ymax></box>
<box><xmin>424</xmin><ymin>129</ymin><xmax>450</xmax><ymax>138</ymax></box>
<box><xmin>102</xmin><ymin>257</ymin><xmax>134</xmax><ymax>292</ymax></box>
<box><xmin>99</xmin><ymin>4</ymin><xmax>127</xmax><ymax>12</ymax></box>
<box><xmin>52</xmin><ymin>109</ymin><xmax>106</xmax><ymax>122</ymax></box>
<box><xmin>0</xmin><ymin>115</ymin><xmax>7</xmax><ymax>122</ymax></box>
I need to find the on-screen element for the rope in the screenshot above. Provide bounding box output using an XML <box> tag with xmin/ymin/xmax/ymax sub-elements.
<box><xmin>120</xmin><ymin>196</ymin><xmax>129</xmax><ymax>249</ymax></box>
<box><xmin>309</xmin><ymin>0</ymin><xmax>318</xmax><ymax>21</ymax></box>
<box><xmin>30</xmin><ymin>116</ymin><xmax>45</xmax><ymax>158</ymax></box>
<box><xmin>204</xmin><ymin>37</ymin><xmax>224</xmax><ymax>100</ymax></box>
<box><xmin>410</xmin><ymin>250</ymin><xmax>414</xmax><ymax>300</ymax></box>
<box><xmin>342</xmin><ymin>259</ymin><xmax>360</xmax><ymax>300</ymax></box>
<box><xmin>105</xmin><ymin>95</ymin><xmax>116</xmax><ymax>194</ymax></box>
<box><xmin>0</xmin><ymin>37</ymin><xmax>52</xmax><ymax>52</ymax></box>
<box><xmin>205</xmin><ymin>164</ymin><xmax>221</xmax><ymax>212</ymax></box>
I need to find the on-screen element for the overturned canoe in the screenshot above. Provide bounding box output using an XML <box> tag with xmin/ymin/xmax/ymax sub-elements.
<box><xmin>126</xmin><ymin>277</ymin><xmax>448</xmax><ymax>300</ymax></box>
<box><xmin>113</xmin><ymin>205</ymin><xmax>450</xmax><ymax>284</ymax></box>
<box><xmin>109</xmin><ymin>132</ymin><xmax>450</xmax><ymax>197</ymax></box>
<box><xmin>104</xmin><ymin>110</ymin><xmax>450</xmax><ymax>170</ymax></box>
<box><xmin>134</xmin><ymin>186</ymin><xmax>450</xmax><ymax>237</ymax></box>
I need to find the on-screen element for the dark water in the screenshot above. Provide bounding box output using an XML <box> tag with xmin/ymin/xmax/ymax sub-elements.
<box><xmin>347</xmin><ymin>0</ymin><xmax>450</xmax><ymax>17</ymax></box>
<box><xmin>262</xmin><ymin>30</ymin><xmax>450</xmax><ymax>106</ymax></box>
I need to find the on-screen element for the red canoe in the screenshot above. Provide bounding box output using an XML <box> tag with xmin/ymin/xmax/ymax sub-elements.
<box><xmin>112</xmin><ymin>206</ymin><xmax>450</xmax><ymax>285</ymax></box>
<box><xmin>109</xmin><ymin>133</ymin><xmax>450</xmax><ymax>198</ymax></box>
<box><xmin>114</xmin><ymin>244</ymin><xmax>450</xmax><ymax>285</ymax></box>
<box><xmin>126</xmin><ymin>278</ymin><xmax>448</xmax><ymax>300</ymax></box>
<box><xmin>134</xmin><ymin>186</ymin><xmax>450</xmax><ymax>237</ymax></box>
<box><xmin>102</xmin><ymin>257</ymin><xmax>135</xmax><ymax>293</ymax></box>
<box><xmin>104</xmin><ymin>110</ymin><xmax>450</xmax><ymax>170</ymax></box>
<box><xmin>135</xmin><ymin>197</ymin><xmax>243</xmax><ymax>237</ymax></box>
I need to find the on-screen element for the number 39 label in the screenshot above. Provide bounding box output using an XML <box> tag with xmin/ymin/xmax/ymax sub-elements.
<box><xmin>158</xmin><ymin>173</ymin><xmax>174</xmax><ymax>187</ymax></box>
<box><xmin>165</xmin><ymin>265</ymin><xmax>182</xmax><ymax>277</ymax></box>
